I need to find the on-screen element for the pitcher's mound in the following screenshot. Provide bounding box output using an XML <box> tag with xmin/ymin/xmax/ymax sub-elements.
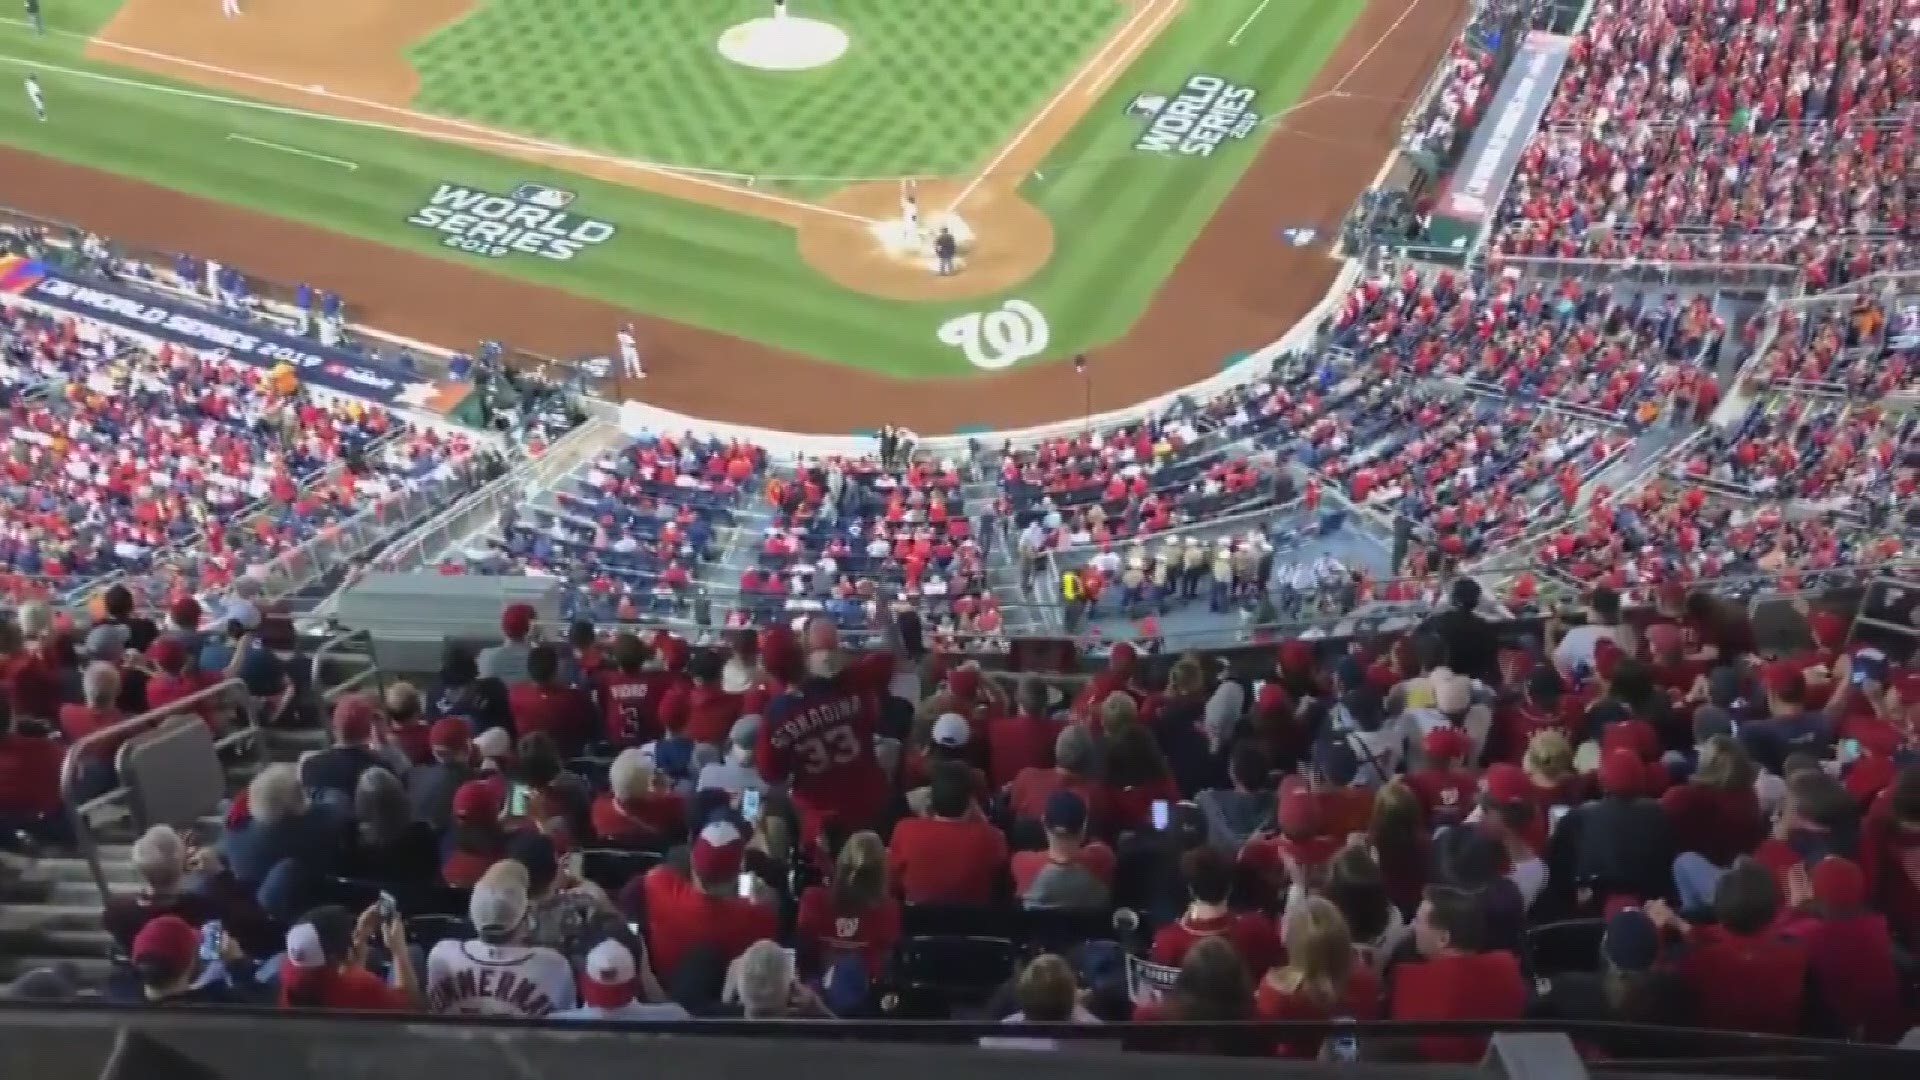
<box><xmin>797</xmin><ymin>179</ymin><xmax>1055</xmax><ymax>302</ymax></box>
<box><xmin>718</xmin><ymin>17</ymin><xmax>848</xmax><ymax>71</ymax></box>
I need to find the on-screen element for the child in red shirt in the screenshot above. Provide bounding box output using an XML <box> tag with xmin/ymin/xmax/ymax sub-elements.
<box><xmin>1151</xmin><ymin>847</ymin><xmax>1282</xmax><ymax>975</ymax></box>
<box><xmin>887</xmin><ymin>762</ymin><xmax>1008</xmax><ymax>905</ymax></box>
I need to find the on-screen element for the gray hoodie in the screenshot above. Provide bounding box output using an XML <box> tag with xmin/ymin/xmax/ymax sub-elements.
<box><xmin>1196</xmin><ymin>788</ymin><xmax>1272</xmax><ymax>853</ymax></box>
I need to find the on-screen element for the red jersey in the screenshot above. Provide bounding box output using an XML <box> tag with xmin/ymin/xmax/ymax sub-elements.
<box><xmin>756</xmin><ymin>652</ymin><xmax>893</xmax><ymax>831</ymax></box>
<box><xmin>1404</xmin><ymin>766</ymin><xmax>1479</xmax><ymax>828</ymax></box>
<box><xmin>507</xmin><ymin>683</ymin><xmax>589</xmax><ymax>747</ymax></box>
<box><xmin>596</xmin><ymin>669</ymin><xmax>682</xmax><ymax>746</ymax></box>
<box><xmin>795</xmin><ymin>886</ymin><xmax>901</xmax><ymax>978</ymax></box>
<box><xmin>1255</xmin><ymin>968</ymin><xmax>1383</xmax><ymax>1058</ymax></box>
<box><xmin>1149</xmin><ymin>910</ymin><xmax>1282</xmax><ymax>975</ymax></box>
<box><xmin>679</xmin><ymin>684</ymin><xmax>744</xmax><ymax>746</ymax></box>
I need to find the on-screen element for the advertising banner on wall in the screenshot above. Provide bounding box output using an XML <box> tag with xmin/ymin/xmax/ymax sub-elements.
<box><xmin>1425</xmin><ymin>30</ymin><xmax>1572</xmax><ymax>253</ymax></box>
<box><xmin>0</xmin><ymin>256</ymin><xmax>468</xmax><ymax>412</ymax></box>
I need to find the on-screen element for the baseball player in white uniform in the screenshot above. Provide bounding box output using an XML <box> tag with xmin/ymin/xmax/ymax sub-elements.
<box><xmin>221</xmin><ymin>0</ymin><xmax>242</xmax><ymax>17</ymax></box>
<box><xmin>24</xmin><ymin>76</ymin><xmax>45</xmax><ymax>122</ymax></box>
<box><xmin>423</xmin><ymin>869</ymin><xmax>577</xmax><ymax>1017</ymax></box>
<box><xmin>901</xmin><ymin>180</ymin><xmax>925</xmax><ymax>247</ymax></box>
<box><xmin>773</xmin><ymin>0</ymin><xmax>789</xmax><ymax>20</ymax></box>
<box><xmin>617</xmin><ymin>324</ymin><xmax>644</xmax><ymax>380</ymax></box>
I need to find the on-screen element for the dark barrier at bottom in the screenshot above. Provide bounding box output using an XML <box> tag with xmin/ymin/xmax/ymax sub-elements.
<box><xmin>1</xmin><ymin>1006</ymin><xmax>1911</xmax><ymax>1080</ymax></box>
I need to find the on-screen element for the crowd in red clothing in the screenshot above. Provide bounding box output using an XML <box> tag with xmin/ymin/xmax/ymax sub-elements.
<box><xmin>1491</xmin><ymin>0</ymin><xmax>1916</xmax><ymax>280</ymax></box>
<box><xmin>1330</xmin><ymin>264</ymin><xmax>1723</xmax><ymax>422</ymax></box>
<box><xmin>0</xmin><ymin>307</ymin><xmax>475</xmax><ymax>606</ymax></box>
<box><xmin>1746</xmin><ymin>293</ymin><xmax>1919</xmax><ymax>400</ymax></box>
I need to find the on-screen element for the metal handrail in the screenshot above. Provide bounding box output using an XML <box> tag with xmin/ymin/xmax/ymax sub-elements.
<box><xmin>59</xmin><ymin>677</ymin><xmax>250</xmax><ymax>905</ymax></box>
<box><xmin>310</xmin><ymin>627</ymin><xmax>383</xmax><ymax>704</ymax></box>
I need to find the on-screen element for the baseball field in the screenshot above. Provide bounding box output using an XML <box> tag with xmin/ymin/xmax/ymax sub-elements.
<box><xmin>0</xmin><ymin>0</ymin><xmax>1463</xmax><ymax>431</ymax></box>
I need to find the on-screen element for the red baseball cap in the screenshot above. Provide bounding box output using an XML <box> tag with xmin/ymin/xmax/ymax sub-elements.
<box><xmin>1109</xmin><ymin>642</ymin><xmax>1138</xmax><ymax>673</ymax></box>
<box><xmin>1482</xmin><ymin>763</ymin><xmax>1532</xmax><ymax>803</ymax></box>
<box><xmin>501</xmin><ymin>602</ymin><xmax>537</xmax><ymax>639</ymax></box>
<box><xmin>451</xmin><ymin>780</ymin><xmax>501</xmax><ymax>823</ymax></box>
<box><xmin>690</xmin><ymin>820</ymin><xmax>746</xmax><ymax>881</ymax></box>
<box><xmin>1809</xmin><ymin>611</ymin><xmax>1847</xmax><ymax>647</ymax></box>
<box><xmin>1811</xmin><ymin>856</ymin><xmax>1866</xmax><ymax>909</ymax></box>
<box><xmin>1277</xmin><ymin>788</ymin><xmax>1321</xmax><ymax>837</ymax></box>
<box><xmin>330</xmin><ymin>695</ymin><xmax>379</xmax><ymax>743</ymax></box>
<box><xmin>947</xmin><ymin>667</ymin><xmax>981</xmax><ymax>701</ymax></box>
<box><xmin>1423</xmin><ymin>726</ymin><xmax>1471</xmax><ymax>762</ymax></box>
<box><xmin>429</xmin><ymin>716</ymin><xmax>471</xmax><ymax>751</ymax></box>
<box><xmin>1598</xmin><ymin>748</ymin><xmax>1644</xmax><ymax>797</ymax></box>
<box><xmin>169</xmin><ymin>596</ymin><xmax>203</xmax><ymax>628</ymax></box>
<box><xmin>131</xmin><ymin>915</ymin><xmax>199</xmax><ymax>974</ymax></box>
<box><xmin>760</xmin><ymin>625</ymin><xmax>802</xmax><ymax>680</ymax></box>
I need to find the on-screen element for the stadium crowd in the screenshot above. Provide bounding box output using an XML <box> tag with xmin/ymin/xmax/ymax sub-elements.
<box><xmin>5</xmin><ymin>581</ymin><xmax>1920</xmax><ymax>1059</ymax></box>
<box><xmin>1491</xmin><ymin>0</ymin><xmax>1917</xmax><ymax>278</ymax></box>
<box><xmin>0</xmin><ymin>304</ymin><xmax>482</xmax><ymax>607</ymax></box>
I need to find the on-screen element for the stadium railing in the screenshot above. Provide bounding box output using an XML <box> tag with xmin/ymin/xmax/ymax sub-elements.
<box><xmin>59</xmin><ymin>679</ymin><xmax>280</xmax><ymax>904</ymax></box>
<box><xmin>320</xmin><ymin>563</ymin><xmax>1919</xmax><ymax>677</ymax></box>
<box><xmin>1488</xmin><ymin>255</ymin><xmax>1806</xmax><ymax>294</ymax></box>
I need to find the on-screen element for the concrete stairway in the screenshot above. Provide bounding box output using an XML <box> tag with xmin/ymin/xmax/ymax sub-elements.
<box><xmin>0</xmin><ymin>728</ymin><xmax>325</xmax><ymax>989</ymax></box>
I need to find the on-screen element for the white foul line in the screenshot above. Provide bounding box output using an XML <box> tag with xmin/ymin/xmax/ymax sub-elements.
<box><xmin>1227</xmin><ymin>0</ymin><xmax>1273</xmax><ymax>45</ymax></box>
<box><xmin>226</xmin><ymin>132</ymin><xmax>358</xmax><ymax>169</ymax></box>
<box><xmin>1084</xmin><ymin>0</ymin><xmax>1182</xmax><ymax>95</ymax></box>
<box><xmin>945</xmin><ymin>0</ymin><xmax>1175</xmax><ymax>213</ymax></box>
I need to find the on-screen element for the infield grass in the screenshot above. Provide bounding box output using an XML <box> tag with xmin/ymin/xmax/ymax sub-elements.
<box><xmin>409</xmin><ymin>0</ymin><xmax>1124</xmax><ymax>198</ymax></box>
<box><xmin>0</xmin><ymin>0</ymin><xmax>1365</xmax><ymax>401</ymax></box>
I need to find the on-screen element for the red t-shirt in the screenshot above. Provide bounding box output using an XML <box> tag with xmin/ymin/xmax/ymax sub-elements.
<box><xmin>639</xmin><ymin>863</ymin><xmax>779</xmax><ymax>981</ymax></box>
<box><xmin>1105</xmin><ymin>776</ymin><xmax>1180</xmax><ymax>833</ymax></box>
<box><xmin>887</xmin><ymin>816</ymin><xmax>1008</xmax><ymax>906</ymax></box>
<box><xmin>144</xmin><ymin>671</ymin><xmax>215</xmax><ymax>723</ymax></box>
<box><xmin>1659</xmin><ymin>782</ymin><xmax>1764</xmax><ymax>868</ymax></box>
<box><xmin>984</xmin><ymin>711</ymin><xmax>1061</xmax><ymax>790</ymax></box>
<box><xmin>1010</xmin><ymin>843</ymin><xmax>1116</xmax><ymax>894</ymax></box>
<box><xmin>1388</xmin><ymin>950</ymin><xmax>1527</xmax><ymax>1062</ymax></box>
<box><xmin>1860</xmin><ymin>810</ymin><xmax>1920</xmax><ymax>938</ymax></box>
<box><xmin>588</xmin><ymin>792</ymin><xmax>685</xmax><ymax>846</ymax></box>
<box><xmin>596</xmin><ymin>669</ymin><xmax>682</xmax><ymax>745</ymax></box>
<box><xmin>58</xmin><ymin>705</ymin><xmax>127</xmax><ymax>763</ymax></box>
<box><xmin>795</xmin><ymin>886</ymin><xmax>901</xmax><ymax>978</ymax></box>
<box><xmin>6</xmin><ymin>650</ymin><xmax>64</xmax><ymax>723</ymax></box>
<box><xmin>508</xmin><ymin>683</ymin><xmax>588</xmax><ymax>746</ymax></box>
<box><xmin>756</xmin><ymin>652</ymin><xmax>893</xmax><ymax>833</ymax></box>
<box><xmin>1148</xmin><ymin>910</ymin><xmax>1282</xmax><ymax>975</ymax></box>
<box><xmin>280</xmin><ymin>966</ymin><xmax>413</xmax><ymax>1011</ymax></box>
<box><xmin>1675</xmin><ymin>926</ymin><xmax>1809</xmax><ymax>1035</ymax></box>
<box><xmin>681</xmin><ymin>685</ymin><xmax>744</xmax><ymax>746</ymax></box>
<box><xmin>0</xmin><ymin>732</ymin><xmax>65</xmax><ymax>816</ymax></box>
<box><xmin>1007</xmin><ymin>769</ymin><xmax>1109</xmax><ymax>829</ymax></box>
<box><xmin>1254</xmin><ymin>966</ymin><xmax>1383</xmax><ymax>1058</ymax></box>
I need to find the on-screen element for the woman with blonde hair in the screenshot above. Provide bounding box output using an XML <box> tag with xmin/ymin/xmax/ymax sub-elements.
<box><xmin>1524</xmin><ymin>730</ymin><xmax>1581</xmax><ymax>798</ymax></box>
<box><xmin>1256</xmin><ymin>896</ymin><xmax>1383</xmax><ymax>1057</ymax></box>
<box><xmin>1661</xmin><ymin>732</ymin><xmax>1765</xmax><ymax>870</ymax></box>
<box><xmin>795</xmin><ymin>830</ymin><xmax>899</xmax><ymax>978</ymax></box>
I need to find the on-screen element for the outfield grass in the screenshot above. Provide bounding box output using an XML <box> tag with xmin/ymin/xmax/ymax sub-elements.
<box><xmin>409</xmin><ymin>0</ymin><xmax>1123</xmax><ymax>198</ymax></box>
<box><xmin>0</xmin><ymin>0</ymin><xmax>1364</xmax><ymax>389</ymax></box>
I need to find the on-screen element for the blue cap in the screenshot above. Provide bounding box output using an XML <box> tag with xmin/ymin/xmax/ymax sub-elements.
<box><xmin>1603</xmin><ymin>909</ymin><xmax>1660</xmax><ymax>972</ymax></box>
<box><xmin>1043</xmin><ymin>789</ymin><xmax>1088</xmax><ymax>833</ymax></box>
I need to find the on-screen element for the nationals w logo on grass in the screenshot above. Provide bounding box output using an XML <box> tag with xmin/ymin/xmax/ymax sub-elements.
<box><xmin>1128</xmin><ymin>74</ymin><xmax>1261</xmax><ymax>157</ymax></box>
<box><xmin>406</xmin><ymin>182</ymin><xmax>616</xmax><ymax>262</ymax></box>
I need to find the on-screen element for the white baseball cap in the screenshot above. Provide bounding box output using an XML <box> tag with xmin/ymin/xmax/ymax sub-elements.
<box><xmin>931</xmin><ymin>713</ymin><xmax>971</xmax><ymax>749</ymax></box>
<box><xmin>581</xmin><ymin>939</ymin><xmax>637</xmax><ymax>1007</ymax></box>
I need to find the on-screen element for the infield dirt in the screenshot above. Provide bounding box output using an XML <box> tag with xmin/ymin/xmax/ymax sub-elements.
<box><xmin>10</xmin><ymin>0</ymin><xmax>1466</xmax><ymax>432</ymax></box>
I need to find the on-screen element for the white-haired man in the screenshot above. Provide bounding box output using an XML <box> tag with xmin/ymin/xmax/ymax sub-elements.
<box><xmin>724</xmin><ymin>938</ymin><xmax>832</xmax><ymax>1018</ymax></box>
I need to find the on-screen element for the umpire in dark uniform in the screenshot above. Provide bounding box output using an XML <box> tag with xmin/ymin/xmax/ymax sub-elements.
<box><xmin>933</xmin><ymin>228</ymin><xmax>958</xmax><ymax>276</ymax></box>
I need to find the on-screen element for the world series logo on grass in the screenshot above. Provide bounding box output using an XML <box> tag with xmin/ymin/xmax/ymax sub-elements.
<box><xmin>406</xmin><ymin>182</ymin><xmax>616</xmax><ymax>262</ymax></box>
<box><xmin>1128</xmin><ymin>75</ymin><xmax>1261</xmax><ymax>157</ymax></box>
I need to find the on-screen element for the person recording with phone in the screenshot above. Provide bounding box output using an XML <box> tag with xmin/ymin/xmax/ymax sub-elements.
<box><xmin>108</xmin><ymin>914</ymin><xmax>261</xmax><ymax>1006</ymax></box>
<box><xmin>278</xmin><ymin>903</ymin><xmax>420</xmax><ymax>1011</ymax></box>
